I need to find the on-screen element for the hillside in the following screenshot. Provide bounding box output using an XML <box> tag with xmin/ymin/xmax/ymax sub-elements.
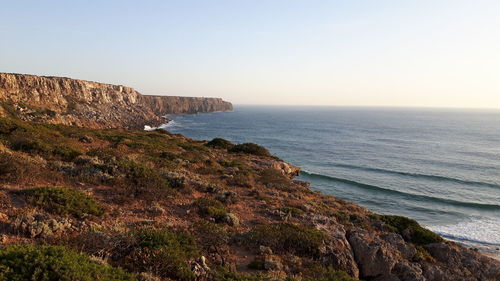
<box><xmin>0</xmin><ymin>73</ymin><xmax>233</xmax><ymax>129</ymax></box>
<box><xmin>0</xmin><ymin>117</ymin><xmax>498</xmax><ymax>281</ymax></box>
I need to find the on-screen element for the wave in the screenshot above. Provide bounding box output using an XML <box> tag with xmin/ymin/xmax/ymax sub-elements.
<box><xmin>159</xmin><ymin>120</ymin><xmax>181</xmax><ymax>129</ymax></box>
<box><xmin>300</xmin><ymin>170</ymin><xmax>500</xmax><ymax>211</ymax></box>
<box><xmin>429</xmin><ymin>219</ymin><xmax>500</xmax><ymax>247</ymax></box>
<box><xmin>327</xmin><ymin>163</ymin><xmax>500</xmax><ymax>189</ymax></box>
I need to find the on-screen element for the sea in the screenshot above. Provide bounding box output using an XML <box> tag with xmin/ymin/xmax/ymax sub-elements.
<box><xmin>163</xmin><ymin>106</ymin><xmax>500</xmax><ymax>257</ymax></box>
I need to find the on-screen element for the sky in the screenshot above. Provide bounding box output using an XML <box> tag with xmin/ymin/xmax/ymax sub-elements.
<box><xmin>1</xmin><ymin>0</ymin><xmax>499</xmax><ymax>108</ymax></box>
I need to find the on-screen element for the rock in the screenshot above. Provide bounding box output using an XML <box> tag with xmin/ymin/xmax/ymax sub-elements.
<box><xmin>78</xmin><ymin>135</ymin><xmax>94</xmax><ymax>143</ymax></box>
<box><xmin>10</xmin><ymin>214</ymin><xmax>72</xmax><ymax>238</ymax></box>
<box><xmin>270</xmin><ymin>161</ymin><xmax>300</xmax><ymax>178</ymax></box>
<box><xmin>191</xmin><ymin>256</ymin><xmax>210</xmax><ymax>281</ymax></box>
<box><xmin>259</xmin><ymin>245</ymin><xmax>273</xmax><ymax>255</ymax></box>
<box><xmin>215</xmin><ymin>191</ymin><xmax>239</xmax><ymax>204</ymax></box>
<box><xmin>148</xmin><ymin>204</ymin><xmax>165</xmax><ymax>215</ymax></box>
<box><xmin>317</xmin><ymin>224</ymin><xmax>359</xmax><ymax>278</ymax></box>
<box><xmin>348</xmin><ymin>229</ymin><xmax>399</xmax><ymax>280</ymax></box>
<box><xmin>0</xmin><ymin>73</ymin><xmax>232</xmax><ymax>129</ymax></box>
<box><xmin>74</xmin><ymin>155</ymin><xmax>102</xmax><ymax>166</ymax></box>
<box><xmin>223</xmin><ymin>213</ymin><xmax>240</xmax><ymax>227</ymax></box>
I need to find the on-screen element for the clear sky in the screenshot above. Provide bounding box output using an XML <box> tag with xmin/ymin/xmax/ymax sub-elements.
<box><xmin>1</xmin><ymin>0</ymin><xmax>499</xmax><ymax>108</ymax></box>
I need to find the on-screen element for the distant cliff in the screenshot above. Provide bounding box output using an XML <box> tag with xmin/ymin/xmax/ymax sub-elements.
<box><xmin>0</xmin><ymin>73</ymin><xmax>232</xmax><ymax>129</ymax></box>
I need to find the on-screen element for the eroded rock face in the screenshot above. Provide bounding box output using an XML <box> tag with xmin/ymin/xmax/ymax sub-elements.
<box><xmin>347</xmin><ymin>229</ymin><xmax>500</xmax><ymax>281</ymax></box>
<box><xmin>0</xmin><ymin>73</ymin><xmax>232</xmax><ymax>129</ymax></box>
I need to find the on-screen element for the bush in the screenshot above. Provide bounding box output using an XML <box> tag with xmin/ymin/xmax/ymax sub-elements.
<box><xmin>112</xmin><ymin>160</ymin><xmax>172</xmax><ymax>200</ymax></box>
<box><xmin>22</xmin><ymin>186</ymin><xmax>104</xmax><ymax>217</ymax></box>
<box><xmin>193</xmin><ymin>221</ymin><xmax>231</xmax><ymax>264</ymax></box>
<box><xmin>381</xmin><ymin>215</ymin><xmax>443</xmax><ymax>245</ymax></box>
<box><xmin>229</xmin><ymin>143</ymin><xmax>270</xmax><ymax>157</ymax></box>
<box><xmin>247</xmin><ymin>258</ymin><xmax>265</xmax><ymax>270</ymax></box>
<box><xmin>0</xmin><ymin>245</ymin><xmax>135</xmax><ymax>281</ymax></box>
<box><xmin>205</xmin><ymin>138</ymin><xmax>234</xmax><ymax>149</ymax></box>
<box><xmin>125</xmin><ymin>228</ymin><xmax>198</xmax><ymax>281</ymax></box>
<box><xmin>193</xmin><ymin>198</ymin><xmax>228</xmax><ymax>221</ymax></box>
<box><xmin>248</xmin><ymin>223</ymin><xmax>325</xmax><ymax>257</ymax></box>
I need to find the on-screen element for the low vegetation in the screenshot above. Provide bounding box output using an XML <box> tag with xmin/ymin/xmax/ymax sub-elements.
<box><xmin>21</xmin><ymin>186</ymin><xmax>104</xmax><ymax>217</ymax></box>
<box><xmin>248</xmin><ymin>223</ymin><xmax>325</xmax><ymax>257</ymax></box>
<box><xmin>124</xmin><ymin>228</ymin><xmax>198</xmax><ymax>280</ymax></box>
<box><xmin>381</xmin><ymin>215</ymin><xmax>443</xmax><ymax>245</ymax></box>
<box><xmin>193</xmin><ymin>198</ymin><xmax>229</xmax><ymax>221</ymax></box>
<box><xmin>229</xmin><ymin>143</ymin><xmax>271</xmax><ymax>157</ymax></box>
<box><xmin>205</xmin><ymin>138</ymin><xmax>234</xmax><ymax>149</ymax></box>
<box><xmin>0</xmin><ymin>245</ymin><xmax>135</xmax><ymax>281</ymax></box>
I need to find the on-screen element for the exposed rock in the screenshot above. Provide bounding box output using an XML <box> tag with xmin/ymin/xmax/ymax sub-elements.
<box><xmin>270</xmin><ymin>161</ymin><xmax>300</xmax><ymax>178</ymax></box>
<box><xmin>10</xmin><ymin>214</ymin><xmax>72</xmax><ymax>238</ymax></box>
<box><xmin>215</xmin><ymin>191</ymin><xmax>239</xmax><ymax>204</ymax></box>
<box><xmin>348</xmin><ymin>229</ymin><xmax>414</xmax><ymax>281</ymax></box>
<box><xmin>148</xmin><ymin>204</ymin><xmax>166</xmax><ymax>216</ymax></box>
<box><xmin>0</xmin><ymin>73</ymin><xmax>232</xmax><ymax>129</ymax></box>
<box><xmin>424</xmin><ymin>243</ymin><xmax>500</xmax><ymax>281</ymax></box>
<box><xmin>223</xmin><ymin>213</ymin><xmax>240</xmax><ymax>227</ymax></box>
<box><xmin>316</xmin><ymin>223</ymin><xmax>359</xmax><ymax>278</ymax></box>
<box><xmin>191</xmin><ymin>256</ymin><xmax>211</xmax><ymax>281</ymax></box>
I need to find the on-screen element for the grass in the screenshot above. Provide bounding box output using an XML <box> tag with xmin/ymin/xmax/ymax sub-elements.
<box><xmin>381</xmin><ymin>215</ymin><xmax>443</xmax><ymax>245</ymax></box>
<box><xmin>248</xmin><ymin>223</ymin><xmax>325</xmax><ymax>257</ymax></box>
<box><xmin>22</xmin><ymin>186</ymin><xmax>104</xmax><ymax>217</ymax></box>
<box><xmin>0</xmin><ymin>245</ymin><xmax>135</xmax><ymax>281</ymax></box>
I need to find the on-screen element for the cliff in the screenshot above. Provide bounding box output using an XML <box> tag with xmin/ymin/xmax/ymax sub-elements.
<box><xmin>0</xmin><ymin>117</ymin><xmax>498</xmax><ymax>281</ymax></box>
<box><xmin>0</xmin><ymin>73</ymin><xmax>232</xmax><ymax>129</ymax></box>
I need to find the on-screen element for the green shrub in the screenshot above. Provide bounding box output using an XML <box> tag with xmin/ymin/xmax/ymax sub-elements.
<box><xmin>381</xmin><ymin>215</ymin><xmax>443</xmax><ymax>245</ymax></box>
<box><xmin>205</xmin><ymin>138</ymin><xmax>234</xmax><ymax>149</ymax></box>
<box><xmin>0</xmin><ymin>245</ymin><xmax>135</xmax><ymax>281</ymax></box>
<box><xmin>193</xmin><ymin>198</ymin><xmax>228</xmax><ymax>221</ymax></box>
<box><xmin>125</xmin><ymin>228</ymin><xmax>198</xmax><ymax>281</ymax></box>
<box><xmin>112</xmin><ymin>160</ymin><xmax>172</xmax><ymax>199</ymax></box>
<box><xmin>247</xmin><ymin>258</ymin><xmax>266</xmax><ymax>270</ymax></box>
<box><xmin>229</xmin><ymin>143</ymin><xmax>271</xmax><ymax>157</ymax></box>
<box><xmin>248</xmin><ymin>223</ymin><xmax>325</xmax><ymax>257</ymax></box>
<box><xmin>22</xmin><ymin>186</ymin><xmax>104</xmax><ymax>217</ymax></box>
<box><xmin>52</xmin><ymin>144</ymin><xmax>83</xmax><ymax>160</ymax></box>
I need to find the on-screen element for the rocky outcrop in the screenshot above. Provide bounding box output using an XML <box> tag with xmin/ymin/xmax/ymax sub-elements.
<box><xmin>0</xmin><ymin>73</ymin><xmax>232</xmax><ymax>129</ymax></box>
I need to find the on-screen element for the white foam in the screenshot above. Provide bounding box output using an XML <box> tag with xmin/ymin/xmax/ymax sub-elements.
<box><xmin>143</xmin><ymin>125</ymin><xmax>156</xmax><ymax>131</ymax></box>
<box><xmin>428</xmin><ymin>218</ymin><xmax>500</xmax><ymax>246</ymax></box>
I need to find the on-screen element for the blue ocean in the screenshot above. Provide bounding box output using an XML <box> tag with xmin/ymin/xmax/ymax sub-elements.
<box><xmin>165</xmin><ymin>106</ymin><xmax>500</xmax><ymax>256</ymax></box>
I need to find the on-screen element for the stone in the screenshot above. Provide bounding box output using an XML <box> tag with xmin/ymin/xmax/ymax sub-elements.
<box><xmin>223</xmin><ymin>213</ymin><xmax>240</xmax><ymax>227</ymax></box>
<box><xmin>215</xmin><ymin>191</ymin><xmax>239</xmax><ymax>204</ymax></box>
<box><xmin>10</xmin><ymin>214</ymin><xmax>72</xmax><ymax>238</ymax></box>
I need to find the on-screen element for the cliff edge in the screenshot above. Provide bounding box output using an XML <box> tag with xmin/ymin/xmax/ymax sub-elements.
<box><xmin>0</xmin><ymin>73</ymin><xmax>233</xmax><ymax>129</ymax></box>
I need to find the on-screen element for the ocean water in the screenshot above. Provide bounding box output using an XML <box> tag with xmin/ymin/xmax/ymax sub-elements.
<box><xmin>165</xmin><ymin>106</ymin><xmax>500</xmax><ymax>255</ymax></box>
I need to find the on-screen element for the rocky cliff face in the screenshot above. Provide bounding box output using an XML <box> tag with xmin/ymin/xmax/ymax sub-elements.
<box><xmin>0</xmin><ymin>73</ymin><xmax>232</xmax><ymax>129</ymax></box>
